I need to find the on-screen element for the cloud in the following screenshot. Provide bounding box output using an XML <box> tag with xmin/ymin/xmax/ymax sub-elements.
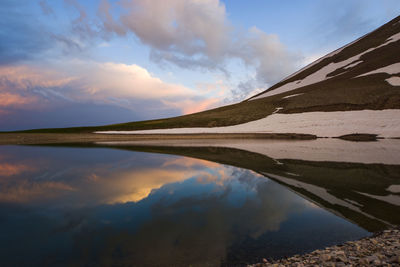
<box><xmin>0</xmin><ymin>2</ymin><xmax>51</xmax><ymax>64</ymax></box>
<box><xmin>228</xmin><ymin>27</ymin><xmax>302</xmax><ymax>85</ymax></box>
<box><xmin>0</xmin><ymin>61</ymin><xmax>223</xmax><ymax>130</ymax></box>
<box><xmin>64</xmin><ymin>0</ymin><xmax>100</xmax><ymax>42</ymax></box>
<box><xmin>0</xmin><ymin>1</ymin><xmax>99</xmax><ymax>65</ymax></box>
<box><xmin>97</xmin><ymin>0</ymin><xmax>127</xmax><ymax>36</ymax></box>
<box><xmin>39</xmin><ymin>0</ymin><xmax>54</xmax><ymax>15</ymax></box>
<box><xmin>314</xmin><ymin>0</ymin><xmax>373</xmax><ymax>45</ymax></box>
<box><xmin>162</xmin><ymin>97</ymin><xmax>221</xmax><ymax>115</ymax></box>
<box><xmin>229</xmin><ymin>79</ymin><xmax>264</xmax><ymax>102</ymax></box>
<box><xmin>0</xmin><ymin>0</ymin><xmax>300</xmax><ymax>103</ymax></box>
<box><xmin>0</xmin><ymin>62</ymin><xmax>198</xmax><ymax>104</ymax></box>
<box><xmin>311</xmin><ymin>0</ymin><xmax>400</xmax><ymax>53</ymax></box>
<box><xmin>118</xmin><ymin>0</ymin><xmax>230</xmax><ymax>58</ymax></box>
<box><xmin>77</xmin><ymin>62</ymin><xmax>197</xmax><ymax>100</ymax></box>
<box><xmin>0</xmin><ymin>93</ymin><xmax>35</xmax><ymax>108</ymax></box>
<box><xmin>98</xmin><ymin>0</ymin><xmax>301</xmax><ymax>85</ymax></box>
<box><xmin>0</xmin><ymin>103</ymin><xmax>143</xmax><ymax>131</ymax></box>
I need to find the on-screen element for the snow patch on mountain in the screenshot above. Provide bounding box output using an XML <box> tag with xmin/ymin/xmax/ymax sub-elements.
<box><xmin>386</xmin><ymin>76</ymin><xmax>400</xmax><ymax>86</ymax></box>
<box><xmin>272</xmin><ymin>107</ymin><xmax>283</xmax><ymax>114</ymax></box>
<box><xmin>96</xmin><ymin>109</ymin><xmax>400</xmax><ymax>138</ymax></box>
<box><xmin>278</xmin><ymin>34</ymin><xmax>366</xmax><ymax>84</ymax></box>
<box><xmin>382</xmin><ymin>32</ymin><xmax>400</xmax><ymax>46</ymax></box>
<box><xmin>251</xmin><ymin>46</ymin><xmax>383</xmax><ymax>100</ymax></box>
<box><xmin>344</xmin><ymin>60</ymin><xmax>363</xmax><ymax>69</ymax></box>
<box><xmin>358</xmin><ymin>63</ymin><xmax>400</xmax><ymax>77</ymax></box>
<box><xmin>251</xmin><ymin>30</ymin><xmax>400</xmax><ymax>101</ymax></box>
<box><xmin>282</xmin><ymin>93</ymin><xmax>303</xmax><ymax>99</ymax></box>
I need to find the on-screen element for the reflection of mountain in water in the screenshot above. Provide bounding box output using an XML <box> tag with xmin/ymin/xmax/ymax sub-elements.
<box><xmin>96</xmin><ymin>139</ymin><xmax>400</xmax><ymax>232</ymax></box>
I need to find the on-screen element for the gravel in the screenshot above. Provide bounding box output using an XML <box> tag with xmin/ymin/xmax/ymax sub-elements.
<box><xmin>249</xmin><ymin>229</ymin><xmax>400</xmax><ymax>267</ymax></box>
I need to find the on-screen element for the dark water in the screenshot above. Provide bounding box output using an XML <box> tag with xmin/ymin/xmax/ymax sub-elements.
<box><xmin>1</xmin><ymin>142</ymin><xmax>399</xmax><ymax>266</ymax></box>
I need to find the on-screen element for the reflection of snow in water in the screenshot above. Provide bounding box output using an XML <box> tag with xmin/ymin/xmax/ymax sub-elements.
<box><xmin>357</xmin><ymin>191</ymin><xmax>400</xmax><ymax>206</ymax></box>
<box><xmin>387</xmin><ymin>185</ymin><xmax>400</xmax><ymax>193</ymax></box>
<box><xmin>98</xmin><ymin>139</ymin><xmax>400</xmax><ymax>165</ymax></box>
<box><xmin>263</xmin><ymin>172</ymin><xmax>394</xmax><ymax>227</ymax></box>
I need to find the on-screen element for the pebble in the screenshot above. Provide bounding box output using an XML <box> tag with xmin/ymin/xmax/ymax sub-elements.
<box><xmin>248</xmin><ymin>228</ymin><xmax>400</xmax><ymax>267</ymax></box>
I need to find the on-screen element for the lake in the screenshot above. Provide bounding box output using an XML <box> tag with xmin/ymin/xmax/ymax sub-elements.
<box><xmin>0</xmin><ymin>139</ymin><xmax>399</xmax><ymax>266</ymax></box>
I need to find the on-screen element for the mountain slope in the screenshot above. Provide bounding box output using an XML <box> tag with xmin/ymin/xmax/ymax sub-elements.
<box><xmin>248</xmin><ymin>15</ymin><xmax>400</xmax><ymax>111</ymax></box>
<box><xmin>20</xmin><ymin>15</ymin><xmax>400</xmax><ymax>135</ymax></box>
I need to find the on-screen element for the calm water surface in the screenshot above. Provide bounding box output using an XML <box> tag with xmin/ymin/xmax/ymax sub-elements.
<box><xmin>0</xmin><ymin>141</ymin><xmax>399</xmax><ymax>266</ymax></box>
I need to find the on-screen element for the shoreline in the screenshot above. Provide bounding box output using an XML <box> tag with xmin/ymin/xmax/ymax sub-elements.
<box><xmin>0</xmin><ymin>133</ymin><xmax>317</xmax><ymax>145</ymax></box>
<box><xmin>249</xmin><ymin>228</ymin><xmax>400</xmax><ymax>266</ymax></box>
<box><xmin>1</xmin><ymin>132</ymin><xmax>398</xmax><ymax>145</ymax></box>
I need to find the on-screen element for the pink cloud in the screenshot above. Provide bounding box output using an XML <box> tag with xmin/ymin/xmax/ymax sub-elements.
<box><xmin>0</xmin><ymin>62</ymin><xmax>227</xmax><ymax>115</ymax></box>
<box><xmin>163</xmin><ymin>97</ymin><xmax>222</xmax><ymax>115</ymax></box>
<box><xmin>0</xmin><ymin>163</ymin><xmax>34</xmax><ymax>176</ymax></box>
<box><xmin>0</xmin><ymin>93</ymin><xmax>35</xmax><ymax>107</ymax></box>
<box><xmin>182</xmin><ymin>98</ymin><xmax>221</xmax><ymax>114</ymax></box>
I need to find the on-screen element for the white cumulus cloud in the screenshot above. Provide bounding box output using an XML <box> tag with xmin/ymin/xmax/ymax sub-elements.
<box><xmin>98</xmin><ymin>0</ymin><xmax>302</xmax><ymax>85</ymax></box>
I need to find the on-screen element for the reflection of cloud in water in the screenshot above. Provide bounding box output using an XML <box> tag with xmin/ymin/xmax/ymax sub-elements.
<box><xmin>0</xmin><ymin>148</ymin><xmax>266</xmax><ymax>207</ymax></box>
<box><xmin>0</xmin><ymin>153</ymin><xmax>35</xmax><ymax>177</ymax></box>
<box><xmin>0</xmin><ymin>153</ymin><xmax>75</xmax><ymax>202</ymax></box>
<box><xmin>162</xmin><ymin>156</ymin><xmax>219</xmax><ymax>169</ymax></box>
<box><xmin>0</xmin><ymin>145</ymin><xmax>368</xmax><ymax>266</ymax></box>
<box><xmin>0</xmin><ymin>162</ymin><xmax>33</xmax><ymax>176</ymax></box>
<box><xmin>0</xmin><ymin>181</ymin><xmax>75</xmax><ymax>203</ymax></box>
<box><xmin>83</xmin><ymin>156</ymin><xmax>237</xmax><ymax>204</ymax></box>
<box><xmin>102</xmin><ymin>168</ymin><xmax>204</xmax><ymax>203</ymax></box>
<box><xmin>68</xmin><ymin>169</ymin><xmax>306</xmax><ymax>266</ymax></box>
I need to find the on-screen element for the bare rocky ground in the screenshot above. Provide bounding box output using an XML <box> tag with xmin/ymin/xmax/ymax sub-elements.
<box><xmin>249</xmin><ymin>229</ymin><xmax>400</xmax><ymax>267</ymax></box>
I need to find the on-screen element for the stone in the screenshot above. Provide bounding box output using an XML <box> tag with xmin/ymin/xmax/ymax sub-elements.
<box><xmin>373</xmin><ymin>259</ymin><xmax>381</xmax><ymax>265</ymax></box>
<box><xmin>336</xmin><ymin>254</ymin><xmax>348</xmax><ymax>263</ymax></box>
<box><xmin>248</xmin><ymin>229</ymin><xmax>400</xmax><ymax>267</ymax></box>
<box><xmin>388</xmin><ymin>255</ymin><xmax>400</xmax><ymax>263</ymax></box>
<box><xmin>359</xmin><ymin>258</ymin><xmax>370</xmax><ymax>265</ymax></box>
<box><xmin>320</xmin><ymin>254</ymin><xmax>332</xmax><ymax>261</ymax></box>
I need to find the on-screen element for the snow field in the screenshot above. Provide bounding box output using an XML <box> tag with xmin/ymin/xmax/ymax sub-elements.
<box><xmin>96</xmin><ymin>109</ymin><xmax>400</xmax><ymax>138</ymax></box>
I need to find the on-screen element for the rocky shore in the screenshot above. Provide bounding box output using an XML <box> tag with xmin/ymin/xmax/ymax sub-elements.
<box><xmin>249</xmin><ymin>229</ymin><xmax>400</xmax><ymax>267</ymax></box>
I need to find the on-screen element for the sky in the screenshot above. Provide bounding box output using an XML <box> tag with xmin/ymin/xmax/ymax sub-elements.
<box><xmin>1</xmin><ymin>0</ymin><xmax>400</xmax><ymax>131</ymax></box>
